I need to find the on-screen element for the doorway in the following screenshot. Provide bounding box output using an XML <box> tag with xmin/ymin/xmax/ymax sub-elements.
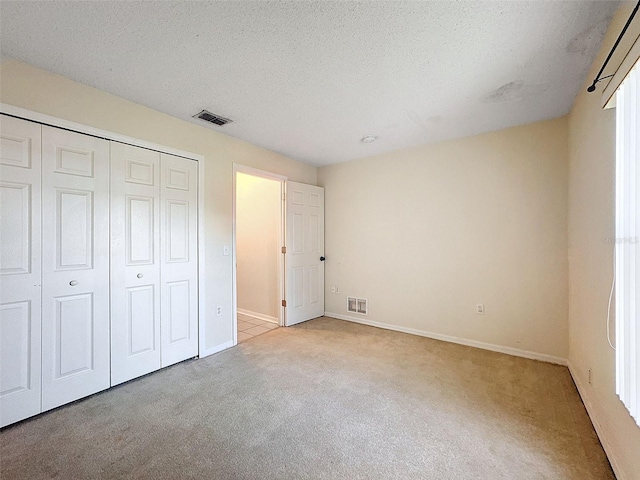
<box><xmin>233</xmin><ymin>166</ymin><xmax>286</xmax><ymax>344</ymax></box>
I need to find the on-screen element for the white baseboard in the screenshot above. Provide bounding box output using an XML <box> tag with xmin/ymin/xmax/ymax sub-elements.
<box><xmin>237</xmin><ymin>308</ymin><xmax>279</xmax><ymax>324</ymax></box>
<box><xmin>324</xmin><ymin>312</ymin><xmax>567</xmax><ymax>366</ymax></box>
<box><xmin>199</xmin><ymin>340</ymin><xmax>234</xmax><ymax>359</ymax></box>
<box><xmin>568</xmin><ymin>362</ymin><xmax>626</xmax><ymax>480</ymax></box>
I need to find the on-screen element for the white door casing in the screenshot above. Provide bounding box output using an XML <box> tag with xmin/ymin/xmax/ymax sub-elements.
<box><xmin>160</xmin><ymin>153</ymin><xmax>198</xmax><ymax>367</ymax></box>
<box><xmin>285</xmin><ymin>181</ymin><xmax>324</xmax><ymax>326</ymax></box>
<box><xmin>0</xmin><ymin>115</ymin><xmax>43</xmax><ymax>427</ymax></box>
<box><xmin>41</xmin><ymin>126</ymin><xmax>110</xmax><ymax>411</ymax></box>
<box><xmin>110</xmin><ymin>142</ymin><xmax>162</xmax><ymax>385</ymax></box>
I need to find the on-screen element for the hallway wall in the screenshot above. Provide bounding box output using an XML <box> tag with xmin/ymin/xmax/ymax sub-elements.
<box><xmin>236</xmin><ymin>172</ymin><xmax>281</xmax><ymax>321</ymax></box>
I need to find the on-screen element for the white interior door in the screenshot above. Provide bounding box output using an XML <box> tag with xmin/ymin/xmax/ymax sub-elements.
<box><xmin>285</xmin><ymin>181</ymin><xmax>324</xmax><ymax>326</ymax></box>
<box><xmin>0</xmin><ymin>115</ymin><xmax>42</xmax><ymax>427</ymax></box>
<box><xmin>160</xmin><ymin>153</ymin><xmax>198</xmax><ymax>367</ymax></box>
<box><xmin>110</xmin><ymin>142</ymin><xmax>161</xmax><ymax>385</ymax></box>
<box><xmin>41</xmin><ymin>126</ymin><xmax>110</xmax><ymax>411</ymax></box>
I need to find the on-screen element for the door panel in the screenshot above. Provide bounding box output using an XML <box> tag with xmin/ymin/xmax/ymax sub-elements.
<box><xmin>167</xmin><ymin>280</ymin><xmax>191</xmax><ymax>342</ymax></box>
<box><xmin>54</xmin><ymin>145</ymin><xmax>95</xmax><ymax>177</ymax></box>
<box><xmin>56</xmin><ymin>189</ymin><xmax>93</xmax><ymax>269</ymax></box>
<box><xmin>0</xmin><ymin>182</ymin><xmax>30</xmax><ymax>274</ymax></box>
<box><xmin>285</xmin><ymin>181</ymin><xmax>324</xmax><ymax>326</ymax></box>
<box><xmin>55</xmin><ymin>293</ymin><xmax>94</xmax><ymax>377</ymax></box>
<box><xmin>0</xmin><ymin>115</ymin><xmax>42</xmax><ymax>427</ymax></box>
<box><xmin>111</xmin><ymin>143</ymin><xmax>161</xmax><ymax>385</ymax></box>
<box><xmin>0</xmin><ymin>302</ymin><xmax>32</xmax><ymax>394</ymax></box>
<box><xmin>160</xmin><ymin>153</ymin><xmax>198</xmax><ymax>367</ymax></box>
<box><xmin>309</xmin><ymin>266</ymin><xmax>319</xmax><ymax>304</ymax></box>
<box><xmin>41</xmin><ymin>126</ymin><xmax>110</xmax><ymax>411</ymax></box>
<box><xmin>128</xmin><ymin>196</ymin><xmax>155</xmax><ymax>264</ymax></box>
<box><xmin>127</xmin><ymin>285</ymin><xmax>155</xmax><ymax>354</ymax></box>
<box><xmin>167</xmin><ymin>200</ymin><xmax>189</xmax><ymax>262</ymax></box>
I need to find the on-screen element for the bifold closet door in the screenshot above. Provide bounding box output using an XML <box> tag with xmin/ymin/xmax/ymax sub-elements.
<box><xmin>111</xmin><ymin>148</ymin><xmax>198</xmax><ymax>375</ymax></box>
<box><xmin>41</xmin><ymin>126</ymin><xmax>110</xmax><ymax>411</ymax></box>
<box><xmin>160</xmin><ymin>153</ymin><xmax>198</xmax><ymax>367</ymax></box>
<box><xmin>110</xmin><ymin>143</ymin><xmax>161</xmax><ymax>385</ymax></box>
<box><xmin>0</xmin><ymin>116</ymin><xmax>43</xmax><ymax>427</ymax></box>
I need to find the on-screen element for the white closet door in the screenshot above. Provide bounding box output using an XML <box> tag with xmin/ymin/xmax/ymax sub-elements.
<box><xmin>0</xmin><ymin>115</ymin><xmax>42</xmax><ymax>427</ymax></box>
<box><xmin>160</xmin><ymin>153</ymin><xmax>198</xmax><ymax>367</ymax></box>
<box><xmin>41</xmin><ymin>126</ymin><xmax>110</xmax><ymax>411</ymax></box>
<box><xmin>110</xmin><ymin>142</ymin><xmax>161</xmax><ymax>385</ymax></box>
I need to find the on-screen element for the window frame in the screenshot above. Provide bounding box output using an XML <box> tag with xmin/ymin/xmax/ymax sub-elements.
<box><xmin>615</xmin><ymin>59</ymin><xmax>640</xmax><ymax>426</ymax></box>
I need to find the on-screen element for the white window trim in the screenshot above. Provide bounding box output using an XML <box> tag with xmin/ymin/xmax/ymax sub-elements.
<box><xmin>615</xmin><ymin>60</ymin><xmax>640</xmax><ymax>426</ymax></box>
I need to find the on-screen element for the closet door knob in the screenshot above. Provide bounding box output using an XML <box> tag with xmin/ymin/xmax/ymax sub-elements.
<box><xmin>137</xmin><ymin>273</ymin><xmax>143</xmax><ymax>278</ymax></box>
<box><xmin>69</xmin><ymin>280</ymin><xmax>78</xmax><ymax>286</ymax></box>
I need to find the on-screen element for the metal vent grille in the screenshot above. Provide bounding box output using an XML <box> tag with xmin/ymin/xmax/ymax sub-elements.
<box><xmin>193</xmin><ymin>110</ymin><xmax>233</xmax><ymax>126</ymax></box>
<box><xmin>347</xmin><ymin>297</ymin><xmax>368</xmax><ymax>315</ymax></box>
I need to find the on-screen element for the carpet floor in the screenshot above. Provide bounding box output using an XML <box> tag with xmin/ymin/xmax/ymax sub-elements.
<box><xmin>1</xmin><ymin>317</ymin><xmax>614</xmax><ymax>479</ymax></box>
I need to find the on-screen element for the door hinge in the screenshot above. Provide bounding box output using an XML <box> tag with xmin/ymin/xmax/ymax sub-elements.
<box><xmin>282</xmin><ymin>299</ymin><xmax>287</xmax><ymax>307</ymax></box>
<box><xmin>281</xmin><ymin>246</ymin><xmax>286</xmax><ymax>254</ymax></box>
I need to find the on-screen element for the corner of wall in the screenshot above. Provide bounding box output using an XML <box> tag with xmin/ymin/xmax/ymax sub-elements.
<box><xmin>566</xmin><ymin>2</ymin><xmax>640</xmax><ymax>478</ymax></box>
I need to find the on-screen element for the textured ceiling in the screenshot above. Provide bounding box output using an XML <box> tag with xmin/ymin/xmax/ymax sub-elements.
<box><xmin>0</xmin><ymin>1</ymin><xmax>619</xmax><ymax>166</ymax></box>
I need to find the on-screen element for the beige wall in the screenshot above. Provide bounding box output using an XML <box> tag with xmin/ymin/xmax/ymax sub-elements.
<box><xmin>236</xmin><ymin>172</ymin><xmax>281</xmax><ymax>320</ymax></box>
<box><xmin>0</xmin><ymin>58</ymin><xmax>316</xmax><ymax>353</ymax></box>
<box><xmin>4</xmin><ymin>16</ymin><xmax>639</xmax><ymax>474</ymax></box>
<box><xmin>567</xmin><ymin>2</ymin><xmax>640</xmax><ymax>478</ymax></box>
<box><xmin>318</xmin><ymin>117</ymin><xmax>569</xmax><ymax>361</ymax></box>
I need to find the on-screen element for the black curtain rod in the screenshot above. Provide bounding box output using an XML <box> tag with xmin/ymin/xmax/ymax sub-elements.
<box><xmin>587</xmin><ymin>0</ymin><xmax>640</xmax><ymax>93</ymax></box>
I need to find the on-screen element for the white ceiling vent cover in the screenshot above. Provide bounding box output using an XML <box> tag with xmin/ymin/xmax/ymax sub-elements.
<box><xmin>193</xmin><ymin>110</ymin><xmax>233</xmax><ymax>126</ymax></box>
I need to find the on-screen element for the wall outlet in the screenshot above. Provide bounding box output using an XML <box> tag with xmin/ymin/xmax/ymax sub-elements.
<box><xmin>223</xmin><ymin>246</ymin><xmax>229</xmax><ymax>256</ymax></box>
<box><xmin>216</xmin><ymin>306</ymin><xmax>222</xmax><ymax>316</ymax></box>
<box><xmin>476</xmin><ymin>304</ymin><xmax>484</xmax><ymax>315</ymax></box>
<box><xmin>336</xmin><ymin>286</ymin><xmax>340</xmax><ymax>294</ymax></box>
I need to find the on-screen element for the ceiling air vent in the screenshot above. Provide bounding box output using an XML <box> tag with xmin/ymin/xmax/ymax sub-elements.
<box><xmin>193</xmin><ymin>110</ymin><xmax>233</xmax><ymax>126</ymax></box>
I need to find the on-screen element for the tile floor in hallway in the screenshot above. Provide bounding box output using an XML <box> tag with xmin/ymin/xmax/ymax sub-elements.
<box><xmin>237</xmin><ymin>313</ymin><xmax>279</xmax><ymax>342</ymax></box>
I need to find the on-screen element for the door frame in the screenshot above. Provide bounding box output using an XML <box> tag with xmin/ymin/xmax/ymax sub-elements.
<box><xmin>232</xmin><ymin>164</ymin><xmax>287</xmax><ymax>345</ymax></box>
<box><xmin>0</xmin><ymin>104</ymin><xmax>210</xmax><ymax>357</ymax></box>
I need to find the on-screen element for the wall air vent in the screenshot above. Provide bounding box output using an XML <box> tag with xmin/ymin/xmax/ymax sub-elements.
<box><xmin>193</xmin><ymin>110</ymin><xmax>233</xmax><ymax>126</ymax></box>
<box><xmin>347</xmin><ymin>297</ymin><xmax>368</xmax><ymax>315</ymax></box>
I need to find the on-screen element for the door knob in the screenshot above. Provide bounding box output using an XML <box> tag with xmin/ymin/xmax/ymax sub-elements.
<box><xmin>137</xmin><ymin>273</ymin><xmax>143</xmax><ymax>278</ymax></box>
<box><xmin>69</xmin><ymin>280</ymin><xmax>78</xmax><ymax>286</ymax></box>
<box><xmin>320</xmin><ymin>256</ymin><xmax>326</xmax><ymax>261</ymax></box>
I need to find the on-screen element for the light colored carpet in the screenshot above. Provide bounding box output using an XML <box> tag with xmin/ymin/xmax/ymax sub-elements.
<box><xmin>1</xmin><ymin>317</ymin><xmax>613</xmax><ymax>479</ymax></box>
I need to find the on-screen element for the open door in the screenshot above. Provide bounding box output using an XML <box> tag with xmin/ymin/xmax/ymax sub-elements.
<box><xmin>285</xmin><ymin>181</ymin><xmax>325</xmax><ymax>326</ymax></box>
